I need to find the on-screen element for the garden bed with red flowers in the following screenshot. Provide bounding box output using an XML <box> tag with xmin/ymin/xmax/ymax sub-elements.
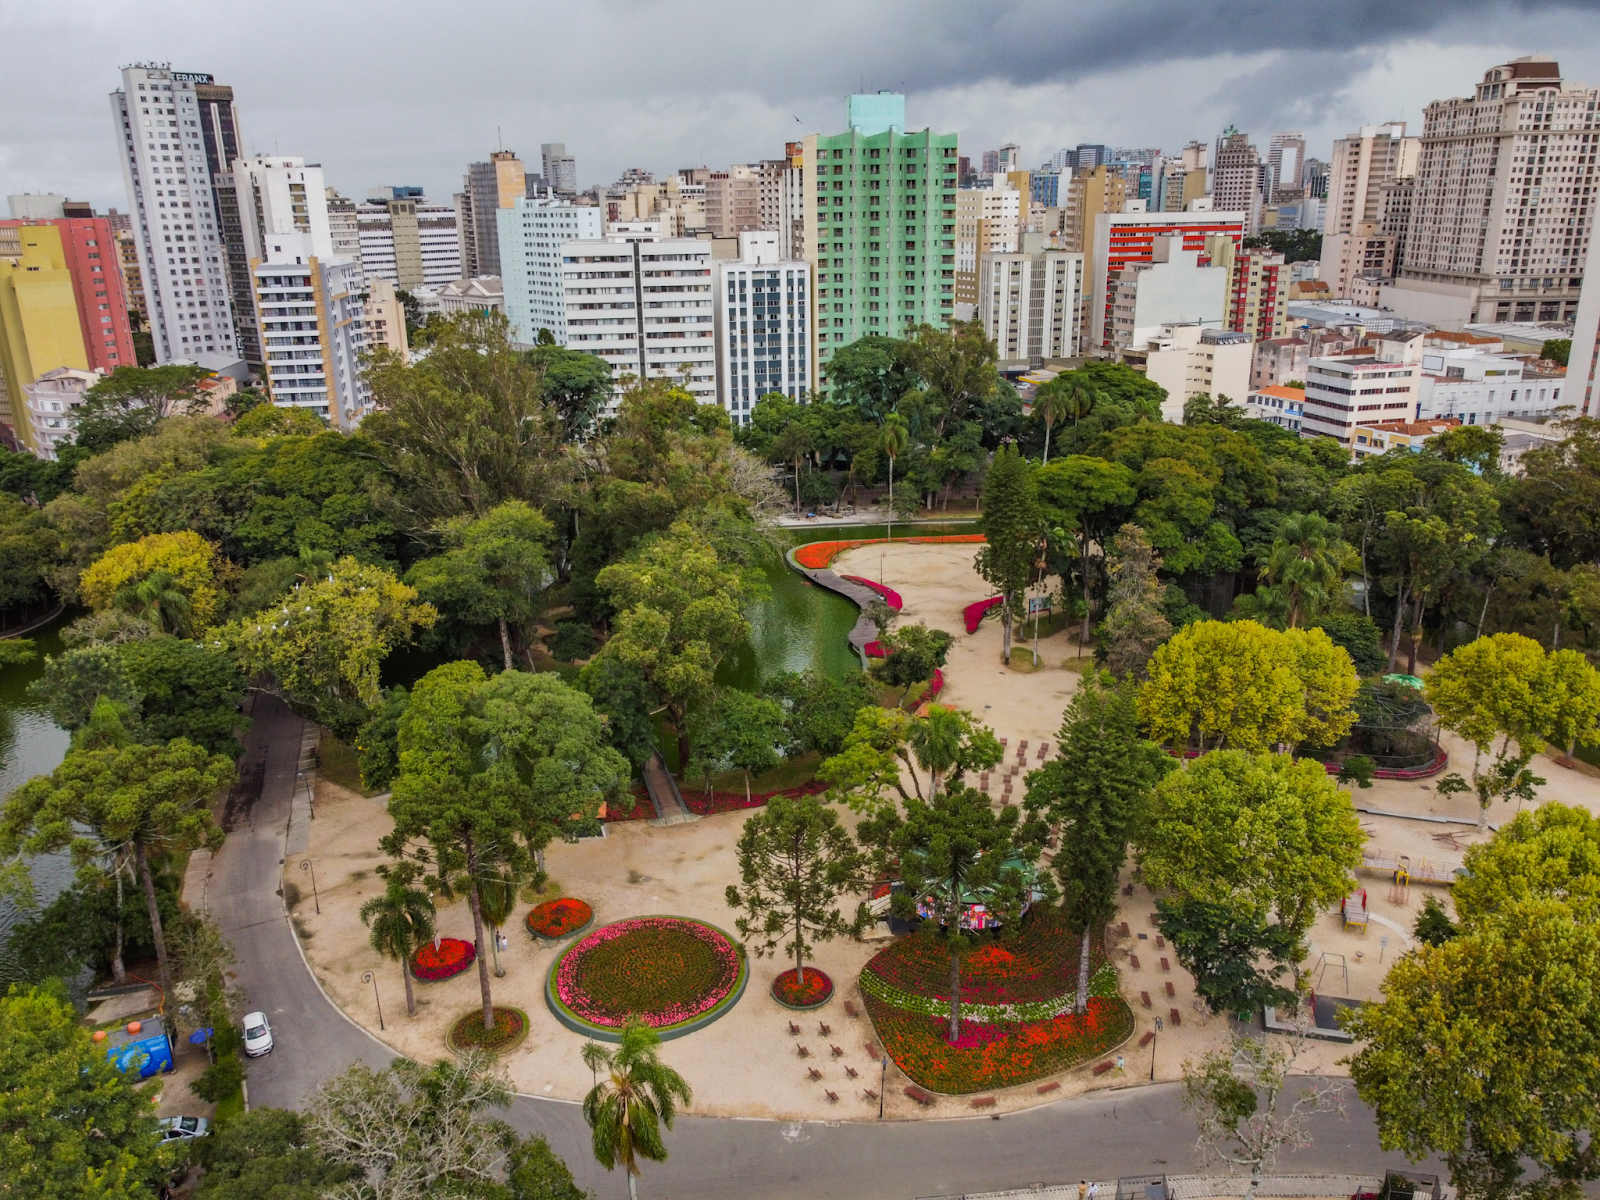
<box><xmin>447</xmin><ymin>1006</ymin><xmax>529</xmax><ymax>1054</ymax></box>
<box><xmin>411</xmin><ymin>937</ymin><xmax>476</xmax><ymax>982</ymax></box>
<box><xmin>603</xmin><ymin>785</ymin><xmax>656</xmax><ymax>823</ymax></box>
<box><xmin>862</xmin><ymin>907</ymin><xmax>1079</xmax><ymax>1007</ymax></box>
<box><xmin>771</xmin><ymin>967</ymin><xmax>834</xmax><ymax>1010</ymax></box>
<box><xmin>546</xmin><ymin>916</ymin><xmax>748</xmax><ymax>1042</ymax></box>
<box><xmin>840</xmin><ymin>576</ymin><xmax>903</xmax><ymax>611</ymax></box>
<box><xmin>863</xmin><ymin>992</ymin><xmax>1133</xmax><ymax>1094</ymax></box>
<box><xmin>525</xmin><ymin>897</ymin><xmax>594</xmax><ymax>942</ymax></box>
<box><xmin>682</xmin><ymin>779</ymin><xmax>829</xmax><ymax>816</ymax></box>
<box><xmin>917</xmin><ymin>669</ymin><xmax>944</xmax><ymax>706</ymax></box>
<box><xmin>963</xmin><ymin>596</ymin><xmax>1003</xmax><ymax>634</ymax></box>
<box><xmin>790</xmin><ymin>535</ymin><xmax>986</xmax><ymax>571</ymax></box>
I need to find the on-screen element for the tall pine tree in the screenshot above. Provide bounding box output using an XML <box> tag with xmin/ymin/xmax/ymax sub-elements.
<box><xmin>1025</xmin><ymin>672</ymin><xmax>1173</xmax><ymax>1011</ymax></box>
<box><xmin>976</xmin><ymin>444</ymin><xmax>1041</xmax><ymax>664</ymax></box>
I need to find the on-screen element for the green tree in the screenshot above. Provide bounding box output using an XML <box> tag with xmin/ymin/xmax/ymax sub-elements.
<box><xmin>477</xmin><ymin>858</ymin><xmax>522</xmax><ymax>978</ymax></box>
<box><xmin>869</xmin><ymin>620</ymin><xmax>953</xmax><ymax>703</ymax></box>
<box><xmin>1451</xmin><ymin>801</ymin><xmax>1600</xmax><ymax>926</ymax></box>
<box><xmin>0</xmin><ymin>492</ymin><xmax>60</xmax><ymax>613</ymax></box>
<box><xmin>1101</xmin><ymin>524</ymin><xmax>1172</xmax><ymax>679</ymax></box>
<box><xmin>581</xmin><ymin>1019</ymin><xmax>693</xmax><ymax>1200</ymax></box>
<box><xmin>860</xmin><ymin>786</ymin><xmax>1048</xmax><ymax>1041</ymax></box>
<box><xmin>1413</xmin><ymin>895</ymin><xmax>1458</xmax><ymax>946</ymax></box>
<box><xmin>525</xmin><ymin>342</ymin><xmax>614</xmax><ymax>438</ymax></box>
<box><xmin>195</xmin><ymin>1107</ymin><xmax>358</xmax><ymax>1200</ymax></box>
<box><xmin>1025</xmin><ymin>672</ymin><xmax>1173</xmax><ymax>1011</ymax></box>
<box><xmin>767</xmin><ymin>669</ymin><xmax>879</xmax><ymax>757</ymax></box>
<box><xmin>358</xmin><ymin>861</ymin><xmax>436</xmax><ymax>1017</ymax></box>
<box><xmin>0</xmin><ymin>982</ymin><xmax>170</xmax><ymax>1198</ymax></box>
<box><xmin>1156</xmin><ymin>897</ymin><xmax>1297</xmax><ymax>1015</ymax></box>
<box><xmin>976</xmin><ymin>443</ymin><xmax>1041</xmax><ymax>663</ymax></box>
<box><xmin>1031</xmin><ymin>375</ymin><xmax>1098</xmax><ymax>465</ymax></box>
<box><xmin>772</xmin><ymin>423</ymin><xmax>815</xmax><ymax>513</ymax></box>
<box><xmin>1541</xmin><ymin>337</ymin><xmax>1571</xmax><ymax>366</ymax></box>
<box><xmin>1537</xmin><ymin>646</ymin><xmax>1600</xmax><ymax>760</ymax></box>
<box><xmin>1035</xmin><ymin>455</ymin><xmax>1138</xmax><ymax>645</ymax></box>
<box><xmin>688</xmin><ymin>688</ymin><xmax>786</xmax><ymax>799</ymax></box>
<box><xmin>356</xmin><ymin>686</ymin><xmax>410</xmax><ymax>793</ymax></box>
<box><xmin>1256</xmin><ymin>513</ymin><xmax>1352</xmax><ymax>629</ymax></box>
<box><xmin>508</xmin><ymin>1134</ymin><xmax>591</xmax><ymax>1200</ymax></box>
<box><xmin>112</xmin><ymin>568</ymin><xmax>195</xmax><ymax>636</ymax></box>
<box><xmin>577</xmin><ymin>655</ymin><xmax>658</xmax><ymax>769</ymax></box>
<box><xmin>906</xmin><ymin>704</ymin><xmax>1002</xmax><ymax>796</ymax></box>
<box><xmin>28</xmin><ymin>643</ymin><xmax>144</xmax><ymax>734</ymax></box>
<box><xmin>406</xmin><ymin>500</ymin><xmax>554</xmax><ymax>670</ymax></box>
<box><xmin>878</xmin><ymin>413</ymin><xmax>909</xmax><ymax>522</ymax></box>
<box><xmin>1138</xmin><ymin>750</ymin><xmax>1364</xmax><ymax>983</ymax></box>
<box><xmin>726</xmin><ymin>795</ymin><xmax>864</xmax><ymax>983</ymax></box>
<box><xmin>825</xmin><ymin>335</ymin><xmax>920</xmax><ymax>421</ymax></box>
<box><xmin>1424</xmin><ymin>424</ymin><xmax>1505</xmax><ymax>478</ymax></box>
<box><xmin>902</xmin><ymin>321</ymin><xmax>999</xmax><ymax>444</ymax></box>
<box><xmin>72</xmin><ymin>363</ymin><xmax>211</xmax><ymax>454</ymax></box>
<box><xmin>117</xmin><ymin>635</ymin><xmax>248</xmax><ymax>756</ymax></box>
<box><xmin>226</xmin><ymin>556</ymin><xmax>438</xmax><ymax>737</ymax></box>
<box><xmin>817</xmin><ymin>706</ymin><xmax>922</xmax><ymax>810</ymax></box>
<box><xmin>0</xmin><ymin>729</ymin><xmax>231</xmax><ymax>1000</ymax></box>
<box><xmin>593</xmin><ymin>523</ymin><xmax>752</xmax><ymax>769</ymax></box>
<box><xmin>1506</xmin><ymin>417</ymin><xmax>1600</xmax><ymax>570</ymax></box>
<box><xmin>79</xmin><ymin>530</ymin><xmax>226</xmax><ymax>633</ymax></box>
<box><xmin>384</xmin><ymin>663</ymin><xmax>627</xmax><ymax>1028</ymax></box>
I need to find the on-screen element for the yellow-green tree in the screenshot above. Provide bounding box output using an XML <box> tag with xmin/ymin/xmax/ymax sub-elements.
<box><xmin>78</xmin><ymin>530</ymin><xmax>228</xmax><ymax>631</ymax></box>
<box><xmin>225</xmin><ymin>556</ymin><xmax>437</xmax><ymax>736</ymax></box>
<box><xmin>1140</xmin><ymin>620</ymin><xmax>1357</xmax><ymax>752</ymax></box>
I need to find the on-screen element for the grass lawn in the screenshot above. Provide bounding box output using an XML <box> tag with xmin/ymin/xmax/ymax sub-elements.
<box><xmin>317</xmin><ymin>734</ymin><xmax>377</xmax><ymax>797</ymax></box>
<box><xmin>701</xmin><ymin>751</ymin><xmax>822</xmax><ymax>795</ymax></box>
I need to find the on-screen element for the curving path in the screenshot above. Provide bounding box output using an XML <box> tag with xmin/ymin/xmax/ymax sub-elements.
<box><xmin>207</xmin><ymin>695</ymin><xmax>1440</xmax><ymax>1199</ymax></box>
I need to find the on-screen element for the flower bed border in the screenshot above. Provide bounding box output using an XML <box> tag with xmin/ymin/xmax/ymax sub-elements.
<box><xmin>840</xmin><ymin>575</ymin><xmax>903</xmax><ymax>611</ymax></box>
<box><xmin>788</xmin><ymin>534</ymin><xmax>986</xmax><ymax>572</ymax></box>
<box><xmin>1319</xmin><ymin>743</ymin><xmax>1449</xmax><ymax>781</ymax></box>
<box><xmin>410</xmin><ymin>937</ymin><xmax>477</xmax><ymax>982</ymax></box>
<box><xmin>682</xmin><ymin>779</ymin><xmax>828</xmax><ymax>817</ymax></box>
<box><xmin>445</xmin><ymin>1005</ymin><xmax>530</xmax><ymax>1055</ymax></box>
<box><xmin>963</xmin><ymin>596</ymin><xmax>1002</xmax><ymax>634</ymax></box>
<box><xmin>544</xmin><ymin>915</ymin><xmax>749</xmax><ymax>1043</ymax></box>
<box><xmin>770</xmin><ymin>967</ymin><xmax>835</xmax><ymax>1011</ymax></box>
<box><xmin>525</xmin><ymin>898</ymin><xmax>595</xmax><ymax>944</ymax></box>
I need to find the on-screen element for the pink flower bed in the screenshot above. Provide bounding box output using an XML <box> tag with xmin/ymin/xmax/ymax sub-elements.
<box><xmin>553</xmin><ymin>917</ymin><xmax>742</xmax><ymax>1029</ymax></box>
<box><xmin>864</xmin><ymin>641</ymin><xmax>887</xmax><ymax>658</ymax></box>
<box><xmin>683</xmin><ymin>779</ymin><xmax>829</xmax><ymax>816</ymax></box>
<box><xmin>841</xmin><ymin>576</ymin><xmax>903</xmax><ymax>611</ymax></box>
<box><xmin>919</xmin><ymin>669</ymin><xmax>944</xmax><ymax>705</ymax></box>
<box><xmin>964</xmin><ymin>597</ymin><xmax>1003</xmax><ymax>634</ymax></box>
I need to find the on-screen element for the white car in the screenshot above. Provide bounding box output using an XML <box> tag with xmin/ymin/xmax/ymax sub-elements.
<box><xmin>157</xmin><ymin>1115</ymin><xmax>210</xmax><ymax>1143</ymax></box>
<box><xmin>242</xmin><ymin>1011</ymin><xmax>274</xmax><ymax>1057</ymax></box>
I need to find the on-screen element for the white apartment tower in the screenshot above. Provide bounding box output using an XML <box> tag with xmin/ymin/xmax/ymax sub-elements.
<box><xmin>715</xmin><ymin>231</ymin><xmax>813</xmax><ymax>422</ymax></box>
<box><xmin>978</xmin><ymin>236</ymin><xmax>1084</xmax><ymax>368</ymax></box>
<box><xmin>561</xmin><ymin>230</ymin><xmax>715</xmax><ymax>411</ymax></box>
<box><xmin>110</xmin><ymin>64</ymin><xmax>238</xmax><ymax>364</ymax></box>
<box><xmin>232</xmin><ymin>157</ymin><xmax>332</xmax><ymax>263</ymax></box>
<box><xmin>498</xmin><ymin>195</ymin><xmax>603</xmax><ymax>345</ymax></box>
<box><xmin>1398</xmin><ymin>58</ymin><xmax>1599</xmax><ymax>325</ymax></box>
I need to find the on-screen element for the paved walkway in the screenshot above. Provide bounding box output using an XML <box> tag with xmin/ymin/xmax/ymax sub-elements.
<box><xmin>642</xmin><ymin>752</ymin><xmax>697</xmax><ymax>825</ymax></box>
<box><xmin>790</xmin><ymin>558</ymin><xmax>884</xmax><ymax>665</ymax></box>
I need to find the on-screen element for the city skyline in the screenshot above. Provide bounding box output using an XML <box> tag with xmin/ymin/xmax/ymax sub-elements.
<box><xmin>5</xmin><ymin>1</ymin><xmax>1600</xmax><ymax>210</ymax></box>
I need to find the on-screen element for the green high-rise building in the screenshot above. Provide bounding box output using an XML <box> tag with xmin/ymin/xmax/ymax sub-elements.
<box><xmin>803</xmin><ymin>93</ymin><xmax>959</xmax><ymax>389</ymax></box>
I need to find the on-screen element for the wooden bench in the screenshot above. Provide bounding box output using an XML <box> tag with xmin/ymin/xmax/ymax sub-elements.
<box><xmin>1169</xmin><ymin>1008</ymin><xmax>1181</xmax><ymax>1026</ymax></box>
<box><xmin>1119</xmin><ymin>921</ymin><xmax>1131</xmax><ymax>936</ymax></box>
<box><xmin>1139</xmin><ymin>1030</ymin><xmax>1155</xmax><ymax>1047</ymax></box>
<box><xmin>866</xmin><ymin>1042</ymin><xmax>880</xmax><ymax>1059</ymax></box>
<box><xmin>1140</xmin><ymin>991</ymin><xmax>1152</xmax><ymax>1008</ymax></box>
<box><xmin>1155</xmin><ymin>935</ymin><xmax>1166</xmax><ymax>949</ymax></box>
<box><xmin>1165</xmin><ymin>982</ymin><xmax>1175</xmax><ymax>998</ymax></box>
<box><xmin>1160</xmin><ymin>958</ymin><xmax>1171</xmax><ymax>972</ymax></box>
<box><xmin>904</xmin><ymin>1085</ymin><xmax>935</xmax><ymax>1106</ymax></box>
<box><xmin>1036</xmin><ymin>1081</ymin><xmax>1061</xmax><ymax>1094</ymax></box>
<box><xmin>825</xmin><ymin>1089</ymin><xmax>839</xmax><ymax>1102</ymax></box>
<box><xmin>808</xmin><ymin>1067</ymin><xmax>822</xmax><ymax>1081</ymax></box>
<box><xmin>1129</xmin><ymin>954</ymin><xmax>1141</xmax><ymax>970</ymax></box>
<box><xmin>1093</xmin><ymin>1060</ymin><xmax>1114</xmax><ymax>1075</ymax></box>
<box><xmin>970</xmin><ymin>1095</ymin><xmax>996</xmax><ymax>1108</ymax></box>
<box><xmin>843</xmin><ymin>1000</ymin><xmax>859</xmax><ymax>1018</ymax></box>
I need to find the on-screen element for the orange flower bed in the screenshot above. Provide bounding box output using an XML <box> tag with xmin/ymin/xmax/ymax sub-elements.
<box><xmin>793</xmin><ymin>534</ymin><xmax>985</xmax><ymax>571</ymax></box>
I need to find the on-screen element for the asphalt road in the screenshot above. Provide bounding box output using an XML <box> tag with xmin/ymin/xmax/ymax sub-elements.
<box><xmin>210</xmin><ymin>694</ymin><xmax>1442</xmax><ymax>1200</ymax></box>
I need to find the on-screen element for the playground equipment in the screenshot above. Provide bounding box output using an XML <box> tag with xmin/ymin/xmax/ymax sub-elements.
<box><xmin>1359</xmin><ymin>849</ymin><xmax>1463</xmax><ymax>886</ymax></box>
<box><xmin>1341</xmin><ymin>889</ymin><xmax>1370</xmax><ymax>933</ymax></box>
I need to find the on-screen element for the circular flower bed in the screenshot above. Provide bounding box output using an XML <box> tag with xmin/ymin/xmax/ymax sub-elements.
<box><xmin>772</xmin><ymin>967</ymin><xmax>833</xmax><ymax>1010</ymax></box>
<box><xmin>525</xmin><ymin>897</ymin><xmax>593</xmax><ymax>941</ymax></box>
<box><xmin>447</xmin><ymin>1006</ymin><xmax>528</xmax><ymax>1054</ymax></box>
<box><xmin>411</xmin><ymin>937</ymin><xmax>476</xmax><ymax>982</ymax></box>
<box><xmin>546</xmin><ymin>916</ymin><xmax>747</xmax><ymax>1041</ymax></box>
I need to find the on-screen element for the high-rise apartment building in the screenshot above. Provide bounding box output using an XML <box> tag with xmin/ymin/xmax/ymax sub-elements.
<box><xmin>232</xmin><ymin>157</ymin><xmax>332</xmax><ymax>262</ymax></box>
<box><xmin>112</xmin><ymin>215</ymin><xmax>147</xmax><ymax>323</ymax></box>
<box><xmin>780</xmin><ymin>143</ymin><xmax>806</xmax><ymax>260</ymax></box>
<box><xmin>705</xmin><ymin>165</ymin><xmax>761</xmax><ymax>238</ymax></box>
<box><xmin>498</xmin><ymin>195</ymin><xmax>602</xmax><ymax>345</ymax></box>
<box><xmin>460</xmin><ymin>151</ymin><xmax>527</xmax><ymax>278</ymax></box>
<box><xmin>802</xmin><ymin>93</ymin><xmax>958</xmax><ymax>383</ymax></box>
<box><xmin>1303</xmin><ymin>158</ymin><xmax>1330</xmax><ymax>199</ymax></box>
<box><xmin>325</xmin><ymin>189</ymin><xmax>361</xmax><ymax>264</ymax></box>
<box><xmin>758</xmin><ymin>158</ymin><xmax>787</xmax><ymax>233</ymax></box>
<box><xmin>542</xmin><ymin>144</ymin><xmax>578</xmax><ymax>196</ymax></box>
<box><xmin>191</xmin><ymin>76</ymin><xmax>257</xmax><ymax>371</ymax></box>
<box><xmin>1087</xmin><ymin>210</ymin><xmax>1247</xmax><ymax>350</ymax></box>
<box><xmin>954</xmin><ymin>184</ymin><xmax>1023</xmax><ymax>312</ymax></box>
<box><xmin>560</xmin><ymin>230</ymin><xmax>715</xmax><ymax>410</ymax></box>
<box><xmin>364</xmin><ymin>277</ymin><xmax>408</xmax><ymax>360</ymax></box>
<box><xmin>978</xmin><ymin>234</ymin><xmax>1084</xmax><ymax>368</ymax></box>
<box><xmin>1322</xmin><ymin>124</ymin><xmax>1418</xmax><ymax>238</ymax></box>
<box><xmin>0</xmin><ymin>224</ymin><xmax>89</xmax><ymax>444</ymax></box>
<box><xmin>1267</xmin><ymin>132</ymin><xmax>1307</xmax><ymax>201</ymax></box>
<box><xmin>1395</xmin><ymin>57</ymin><xmax>1598</xmax><ymax>325</ymax></box>
<box><xmin>111</xmin><ymin>65</ymin><xmax>239</xmax><ymax>365</ymax></box>
<box><xmin>1211</xmin><ymin>130</ymin><xmax>1264</xmax><ymax>231</ymax></box>
<box><xmin>1062</xmin><ymin>166</ymin><xmax>1126</xmax><ymax>252</ymax></box>
<box><xmin>0</xmin><ymin>216</ymin><xmax>137</xmax><ymax>379</ymax></box>
<box><xmin>715</xmin><ymin>230</ymin><xmax>812</xmax><ymax>421</ymax></box>
<box><xmin>356</xmin><ymin>194</ymin><xmax>460</xmax><ymax>290</ymax></box>
<box><xmin>1212</xmin><ymin>239</ymin><xmax>1289</xmax><ymax>340</ymax></box>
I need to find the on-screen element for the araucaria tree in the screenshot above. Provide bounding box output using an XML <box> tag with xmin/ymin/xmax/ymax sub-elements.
<box><xmin>1100</xmin><ymin>524</ymin><xmax>1172</xmax><ymax>679</ymax></box>
<box><xmin>976</xmin><ymin>443</ymin><xmax>1041</xmax><ymax>664</ymax></box>
<box><xmin>383</xmin><ymin>661</ymin><xmax>629</xmax><ymax>1030</ymax></box>
<box><xmin>581</xmin><ymin>1018</ymin><xmax>693</xmax><ymax>1200</ymax></box>
<box><xmin>0</xmin><ymin>723</ymin><xmax>232</xmax><ymax>1002</ymax></box>
<box><xmin>860</xmin><ymin>786</ymin><xmax>1050</xmax><ymax>1041</ymax></box>
<box><xmin>1025</xmin><ymin>673</ymin><xmax>1172</xmax><ymax>1011</ymax></box>
<box><xmin>726</xmin><ymin>795</ymin><xmax>865</xmax><ymax>984</ymax></box>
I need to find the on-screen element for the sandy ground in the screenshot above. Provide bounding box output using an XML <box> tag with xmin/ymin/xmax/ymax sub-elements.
<box><xmin>296</xmin><ymin>541</ymin><xmax>1600</xmax><ymax>1120</ymax></box>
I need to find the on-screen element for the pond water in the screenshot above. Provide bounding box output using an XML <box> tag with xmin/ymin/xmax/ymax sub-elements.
<box><xmin>0</xmin><ymin>616</ymin><xmax>74</xmax><ymax>985</ymax></box>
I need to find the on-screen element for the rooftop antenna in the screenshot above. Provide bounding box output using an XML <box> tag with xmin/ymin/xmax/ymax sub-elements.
<box><xmin>497</xmin><ymin>125</ymin><xmax>503</xmax><ymax>151</ymax></box>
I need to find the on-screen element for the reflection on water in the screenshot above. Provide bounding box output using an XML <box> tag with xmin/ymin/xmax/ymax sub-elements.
<box><xmin>0</xmin><ymin>617</ymin><xmax>74</xmax><ymax>985</ymax></box>
<box><xmin>716</xmin><ymin>522</ymin><xmax>979</xmax><ymax>692</ymax></box>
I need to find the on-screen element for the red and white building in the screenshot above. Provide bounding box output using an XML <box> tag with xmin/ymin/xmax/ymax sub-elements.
<box><xmin>1089</xmin><ymin>210</ymin><xmax>1247</xmax><ymax>351</ymax></box>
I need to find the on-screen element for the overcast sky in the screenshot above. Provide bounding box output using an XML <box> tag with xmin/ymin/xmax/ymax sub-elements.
<box><xmin>5</xmin><ymin>0</ymin><xmax>1600</xmax><ymax>212</ymax></box>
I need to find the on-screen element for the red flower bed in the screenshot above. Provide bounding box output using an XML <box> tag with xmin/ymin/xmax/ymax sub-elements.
<box><xmin>793</xmin><ymin>534</ymin><xmax>986</xmax><ymax>571</ymax></box>
<box><xmin>918</xmin><ymin>669</ymin><xmax>944</xmax><ymax>706</ymax></box>
<box><xmin>864</xmin><ymin>641</ymin><xmax>887</xmax><ymax>658</ymax></box>
<box><xmin>604</xmin><ymin>785</ymin><xmax>656</xmax><ymax>823</ymax></box>
<box><xmin>526</xmin><ymin>897</ymin><xmax>593</xmax><ymax>939</ymax></box>
<box><xmin>772</xmin><ymin>967</ymin><xmax>834</xmax><ymax>1008</ymax></box>
<box><xmin>553</xmin><ymin>917</ymin><xmax>742</xmax><ymax>1030</ymax></box>
<box><xmin>964</xmin><ymin>597</ymin><xmax>1003</xmax><ymax>634</ymax></box>
<box><xmin>683</xmin><ymin>779</ymin><xmax>828</xmax><ymax>816</ymax></box>
<box><xmin>841</xmin><ymin>576</ymin><xmax>903</xmax><ymax>611</ymax></box>
<box><xmin>411</xmin><ymin>937</ymin><xmax>476</xmax><ymax>982</ymax></box>
<box><xmin>863</xmin><ymin>907</ymin><xmax>1079</xmax><ymax>1006</ymax></box>
<box><xmin>865</xmin><ymin>993</ymin><xmax>1132</xmax><ymax>1093</ymax></box>
<box><xmin>449</xmin><ymin>1006</ymin><xmax>527</xmax><ymax>1052</ymax></box>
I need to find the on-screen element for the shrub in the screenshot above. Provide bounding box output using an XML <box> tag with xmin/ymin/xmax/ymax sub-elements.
<box><xmin>549</xmin><ymin>621</ymin><xmax>597</xmax><ymax>663</ymax></box>
<box><xmin>190</xmin><ymin>1054</ymin><xmax>244</xmax><ymax>1103</ymax></box>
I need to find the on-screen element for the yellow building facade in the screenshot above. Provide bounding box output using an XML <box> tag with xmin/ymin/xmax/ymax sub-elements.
<box><xmin>0</xmin><ymin>223</ymin><xmax>89</xmax><ymax>443</ymax></box>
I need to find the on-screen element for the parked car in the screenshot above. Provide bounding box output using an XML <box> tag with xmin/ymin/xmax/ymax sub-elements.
<box><xmin>242</xmin><ymin>1011</ymin><xmax>274</xmax><ymax>1057</ymax></box>
<box><xmin>157</xmin><ymin>1115</ymin><xmax>210</xmax><ymax>1143</ymax></box>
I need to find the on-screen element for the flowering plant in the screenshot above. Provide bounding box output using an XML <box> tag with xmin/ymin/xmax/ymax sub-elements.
<box><xmin>411</xmin><ymin>936</ymin><xmax>476</xmax><ymax>982</ymax></box>
<box><xmin>449</xmin><ymin>1006</ymin><xmax>526</xmax><ymax>1052</ymax></box>
<box><xmin>553</xmin><ymin>917</ymin><xmax>742</xmax><ymax>1030</ymax></box>
<box><xmin>840</xmin><ymin>576</ymin><xmax>903</xmax><ymax>611</ymax></box>
<box><xmin>772</xmin><ymin>967</ymin><xmax>833</xmax><ymax>1008</ymax></box>
<box><xmin>792</xmin><ymin>534</ymin><xmax>986</xmax><ymax>571</ymax></box>
<box><xmin>526</xmin><ymin>897</ymin><xmax>593</xmax><ymax>939</ymax></box>
<box><xmin>683</xmin><ymin>779</ymin><xmax>828</xmax><ymax>817</ymax></box>
<box><xmin>964</xmin><ymin>596</ymin><xmax>1003</xmax><ymax>634</ymax></box>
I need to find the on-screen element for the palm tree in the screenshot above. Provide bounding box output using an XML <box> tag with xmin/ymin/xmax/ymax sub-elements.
<box><xmin>1034</xmin><ymin>377</ymin><xmax>1099</xmax><ymax>465</ymax></box>
<box><xmin>878</xmin><ymin>414</ymin><xmax>909</xmax><ymax>534</ymax></box>
<box><xmin>582</xmin><ymin>1018</ymin><xmax>693</xmax><ymax>1200</ymax></box>
<box><xmin>475</xmin><ymin>863</ymin><xmax>520</xmax><ymax>979</ymax></box>
<box><xmin>359</xmin><ymin>862</ymin><xmax>435</xmax><ymax>1017</ymax></box>
<box><xmin>908</xmin><ymin>706</ymin><xmax>965</xmax><ymax>795</ymax></box>
<box><xmin>772</xmin><ymin>424</ymin><xmax>815</xmax><ymax>514</ymax></box>
<box><xmin>112</xmin><ymin>569</ymin><xmax>194</xmax><ymax>636</ymax></box>
<box><xmin>1257</xmin><ymin>513</ymin><xmax>1352</xmax><ymax>628</ymax></box>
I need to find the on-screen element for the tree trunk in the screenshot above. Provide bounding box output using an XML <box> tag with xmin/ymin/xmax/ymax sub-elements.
<box><xmin>1002</xmin><ymin>603</ymin><xmax>1013</xmax><ymax>664</ymax></box>
<box><xmin>1246</xmin><ymin>1161</ymin><xmax>1264</xmax><ymax>1200</ymax></box>
<box><xmin>1385</xmin><ymin>581</ymin><xmax>1406</xmax><ymax>672</ymax></box>
<box><xmin>795</xmin><ymin>908</ymin><xmax>806</xmax><ymax>986</ymax></box>
<box><xmin>628</xmin><ymin>1173</ymin><xmax>639</xmax><ymax>1200</ymax></box>
<box><xmin>111</xmin><ymin>863</ymin><xmax>127</xmax><ymax>985</ymax></box>
<box><xmin>947</xmin><ymin>950</ymin><xmax>962</xmax><ymax>1043</ymax></box>
<box><xmin>498</xmin><ymin>617</ymin><xmax>513</xmax><ymax>672</ymax></box>
<box><xmin>1075</xmin><ymin>927</ymin><xmax>1091</xmax><ymax>1016</ymax></box>
<box><xmin>403</xmin><ymin>961</ymin><xmax>416</xmax><ymax>1017</ymax></box>
<box><xmin>1359</xmin><ymin>530</ymin><xmax>1371</xmax><ymax>618</ymax></box>
<box><xmin>1406</xmin><ymin>590</ymin><xmax>1424</xmax><ymax>676</ymax></box>
<box><xmin>1080</xmin><ymin>535</ymin><xmax>1095</xmax><ymax>646</ymax></box>
<box><xmin>464</xmin><ymin>840</ymin><xmax>495</xmax><ymax>1031</ymax></box>
<box><xmin>794</xmin><ymin>460</ymin><xmax>801</xmax><ymax>512</ymax></box>
<box><xmin>135</xmin><ymin>843</ymin><xmax>173</xmax><ymax>1002</ymax></box>
<box><xmin>1043</xmin><ymin>423</ymin><xmax>1052</xmax><ymax>466</ymax></box>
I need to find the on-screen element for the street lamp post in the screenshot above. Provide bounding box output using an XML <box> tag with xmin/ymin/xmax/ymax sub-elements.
<box><xmin>299</xmin><ymin>858</ymin><xmax>320</xmax><ymax>914</ymax></box>
<box><xmin>361</xmin><ymin>970</ymin><xmax>384</xmax><ymax>1030</ymax></box>
<box><xmin>879</xmin><ymin>1055</ymin><xmax>889</xmax><ymax>1120</ymax></box>
<box><xmin>1150</xmin><ymin>1017</ymin><xmax>1163</xmax><ymax>1081</ymax></box>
